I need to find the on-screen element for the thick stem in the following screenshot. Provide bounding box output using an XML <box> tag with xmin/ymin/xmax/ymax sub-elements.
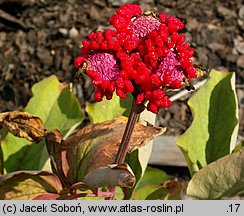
<box><xmin>115</xmin><ymin>99</ymin><xmax>140</xmax><ymax>164</ymax></box>
<box><xmin>107</xmin><ymin>99</ymin><xmax>143</xmax><ymax>200</ymax></box>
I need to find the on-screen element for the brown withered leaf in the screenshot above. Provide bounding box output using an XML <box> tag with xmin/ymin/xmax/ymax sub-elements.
<box><xmin>84</xmin><ymin>163</ymin><xmax>135</xmax><ymax>189</ymax></box>
<box><xmin>44</xmin><ymin>129</ymin><xmax>70</xmax><ymax>188</ymax></box>
<box><xmin>62</xmin><ymin>116</ymin><xmax>165</xmax><ymax>184</ymax></box>
<box><xmin>0</xmin><ymin>111</ymin><xmax>45</xmax><ymax>143</ymax></box>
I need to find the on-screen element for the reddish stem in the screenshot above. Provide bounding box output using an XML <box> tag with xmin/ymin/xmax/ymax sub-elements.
<box><xmin>107</xmin><ymin>99</ymin><xmax>143</xmax><ymax>200</ymax></box>
<box><xmin>115</xmin><ymin>99</ymin><xmax>140</xmax><ymax>164</ymax></box>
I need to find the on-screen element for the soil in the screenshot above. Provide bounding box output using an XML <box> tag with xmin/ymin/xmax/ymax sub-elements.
<box><xmin>0</xmin><ymin>0</ymin><xmax>243</xmax><ymax>138</ymax></box>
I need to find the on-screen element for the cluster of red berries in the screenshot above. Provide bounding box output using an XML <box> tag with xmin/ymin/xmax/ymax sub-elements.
<box><xmin>74</xmin><ymin>4</ymin><xmax>197</xmax><ymax>113</ymax></box>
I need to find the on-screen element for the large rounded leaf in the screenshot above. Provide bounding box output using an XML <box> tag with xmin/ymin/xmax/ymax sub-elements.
<box><xmin>187</xmin><ymin>150</ymin><xmax>244</xmax><ymax>199</ymax></box>
<box><xmin>1</xmin><ymin>75</ymin><xmax>84</xmax><ymax>172</ymax></box>
<box><xmin>177</xmin><ymin>70</ymin><xmax>239</xmax><ymax>175</ymax></box>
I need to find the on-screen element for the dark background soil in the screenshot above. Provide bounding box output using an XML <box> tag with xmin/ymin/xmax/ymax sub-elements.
<box><xmin>0</xmin><ymin>0</ymin><xmax>243</xmax><ymax>138</ymax></box>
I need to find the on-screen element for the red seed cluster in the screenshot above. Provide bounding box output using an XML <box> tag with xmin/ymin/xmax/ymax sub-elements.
<box><xmin>74</xmin><ymin>4</ymin><xmax>197</xmax><ymax>113</ymax></box>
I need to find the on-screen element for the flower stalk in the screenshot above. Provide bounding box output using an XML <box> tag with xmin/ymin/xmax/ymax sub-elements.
<box><xmin>115</xmin><ymin>98</ymin><xmax>141</xmax><ymax>164</ymax></box>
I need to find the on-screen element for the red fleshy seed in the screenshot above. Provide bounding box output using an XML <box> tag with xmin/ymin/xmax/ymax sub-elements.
<box><xmin>105</xmin><ymin>90</ymin><xmax>113</xmax><ymax>100</ymax></box>
<box><xmin>127</xmin><ymin>69</ymin><xmax>138</xmax><ymax>79</ymax></box>
<box><xmin>138</xmin><ymin>45</ymin><xmax>147</xmax><ymax>55</ymax></box>
<box><xmin>116</xmin><ymin>77</ymin><xmax>124</xmax><ymax>89</ymax></box>
<box><xmin>101</xmin><ymin>80</ymin><xmax>110</xmax><ymax>89</ymax></box>
<box><xmin>170</xmin><ymin>80</ymin><xmax>182</xmax><ymax>89</ymax></box>
<box><xmin>117</xmin><ymin>89</ymin><xmax>127</xmax><ymax>99</ymax></box>
<box><xmin>101</xmin><ymin>41</ymin><xmax>109</xmax><ymax>50</ymax></box>
<box><xmin>94</xmin><ymin>88</ymin><xmax>104</xmax><ymax>102</ymax></box>
<box><xmin>108</xmin><ymin>81</ymin><xmax>116</xmax><ymax>92</ymax></box>
<box><xmin>148</xmin><ymin>30</ymin><xmax>158</xmax><ymax>40</ymax></box>
<box><xmin>82</xmin><ymin>40</ymin><xmax>91</xmax><ymax>49</ymax></box>
<box><xmin>124</xmin><ymin>80</ymin><xmax>134</xmax><ymax>92</ymax></box>
<box><xmin>92</xmin><ymin>79</ymin><xmax>102</xmax><ymax>86</ymax></box>
<box><xmin>151</xmin><ymin>74</ymin><xmax>161</xmax><ymax>87</ymax></box>
<box><xmin>74</xmin><ymin>56</ymin><xmax>86</xmax><ymax>69</ymax></box>
<box><xmin>80</xmin><ymin>47</ymin><xmax>91</xmax><ymax>55</ymax></box>
<box><xmin>155</xmin><ymin>36</ymin><xmax>164</xmax><ymax>47</ymax></box>
<box><xmin>163</xmin><ymin>72</ymin><xmax>171</xmax><ymax>85</ymax></box>
<box><xmin>147</xmin><ymin>102</ymin><xmax>158</xmax><ymax>114</ymax></box>
<box><xmin>96</xmin><ymin>31</ymin><xmax>104</xmax><ymax>43</ymax></box>
<box><xmin>145</xmin><ymin>91</ymin><xmax>152</xmax><ymax>100</ymax></box>
<box><xmin>177</xmin><ymin>34</ymin><xmax>186</xmax><ymax>46</ymax></box>
<box><xmin>86</xmin><ymin>70</ymin><xmax>98</xmax><ymax>80</ymax></box>
<box><xmin>136</xmin><ymin>93</ymin><xmax>145</xmax><ymax>105</ymax></box>
<box><xmin>159</xmin><ymin>13</ymin><xmax>168</xmax><ymax>23</ymax></box>
<box><xmin>88</xmin><ymin>32</ymin><xmax>96</xmax><ymax>41</ymax></box>
<box><xmin>109</xmin><ymin>14</ymin><xmax>129</xmax><ymax>32</ymax></box>
<box><xmin>187</xmin><ymin>67</ymin><xmax>197</xmax><ymax>78</ymax></box>
<box><xmin>116</xmin><ymin>4</ymin><xmax>142</xmax><ymax>18</ymax></box>
<box><xmin>91</xmin><ymin>41</ymin><xmax>100</xmax><ymax>49</ymax></box>
<box><xmin>161</xmin><ymin>97</ymin><xmax>172</xmax><ymax>108</ymax></box>
<box><xmin>121</xmin><ymin>60</ymin><xmax>133</xmax><ymax>69</ymax></box>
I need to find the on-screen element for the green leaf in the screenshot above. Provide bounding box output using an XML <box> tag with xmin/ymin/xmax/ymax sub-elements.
<box><xmin>145</xmin><ymin>187</ymin><xmax>168</xmax><ymax>200</ymax></box>
<box><xmin>187</xmin><ymin>150</ymin><xmax>244</xmax><ymax>200</ymax></box>
<box><xmin>146</xmin><ymin>180</ymin><xmax>182</xmax><ymax>200</ymax></box>
<box><xmin>177</xmin><ymin>70</ymin><xmax>239</xmax><ymax>175</ymax></box>
<box><xmin>131</xmin><ymin>166</ymin><xmax>168</xmax><ymax>200</ymax></box>
<box><xmin>86</xmin><ymin>94</ymin><xmax>133</xmax><ymax>123</ymax></box>
<box><xmin>133</xmin><ymin>185</ymin><xmax>161</xmax><ymax>200</ymax></box>
<box><xmin>2</xmin><ymin>75</ymin><xmax>84</xmax><ymax>172</ymax></box>
<box><xmin>0</xmin><ymin>171</ymin><xmax>62</xmax><ymax>200</ymax></box>
<box><xmin>135</xmin><ymin>166</ymin><xmax>168</xmax><ymax>191</ymax></box>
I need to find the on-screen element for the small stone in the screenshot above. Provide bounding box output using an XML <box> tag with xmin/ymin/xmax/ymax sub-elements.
<box><xmin>185</xmin><ymin>18</ymin><xmax>201</xmax><ymax>31</ymax></box>
<box><xmin>237</xmin><ymin>19</ymin><xmax>244</xmax><ymax>31</ymax></box>
<box><xmin>69</xmin><ymin>27</ymin><xmax>79</xmax><ymax>39</ymax></box>
<box><xmin>90</xmin><ymin>6</ymin><xmax>101</xmax><ymax>20</ymax></box>
<box><xmin>195</xmin><ymin>47</ymin><xmax>208</xmax><ymax>65</ymax></box>
<box><xmin>238</xmin><ymin>5</ymin><xmax>244</xmax><ymax>20</ymax></box>
<box><xmin>226</xmin><ymin>54</ymin><xmax>238</xmax><ymax>63</ymax></box>
<box><xmin>207</xmin><ymin>53</ymin><xmax>221</xmax><ymax>67</ymax></box>
<box><xmin>208</xmin><ymin>42</ymin><xmax>225</xmax><ymax>52</ymax></box>
<box><xmin>217</xmin><ymin>5</ymin><xmax>236</xmax><ymax>18</ymax></box>
<box><xmin>233</xmin><ymin>36</ymin><xmax>244</xmax><ymax>55</ymax></box>
<box><xmin>237</xmin><ymin>55</ymin><xmax>244</xmax><ymax>69</ymax></box>
<box><xmin>110</xmin><ymin>0</ymin><xmax>136</xmax><ymax>7</ymax></box>
<box><xmin>59</xmin><ymin>28</ymin><xmax>68</xmax><ymax>36</ymax></box>
<box><xmin>36</xmin><ymin>47</ymin><xmax>53</xmax><ymax>68</ymax></box>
